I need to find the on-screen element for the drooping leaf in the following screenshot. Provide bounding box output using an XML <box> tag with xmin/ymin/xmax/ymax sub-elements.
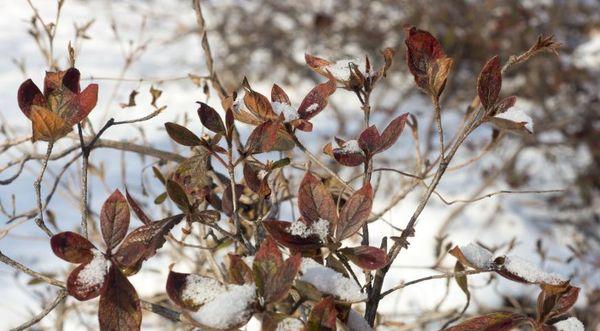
<box><xmin>30</xmin><ymin>105</ymin><xmax>72</xmax><ymax>142</ymax></box>
<box><xmin>197</xmin><ymin>102</ymin><xmax>226</xmax><ymax>134</ymax></box>
<box><xmin>98</xmin><ymin>266</ymin><xmax>142</xmax><ymax>331</ymax></box>
<box><xmin>100</xmin><ymin>189</ymin><xmax>130</xmax><ymax>250</ymax></box>
<box><xmin>477</xmin><ymin>56</ymin><xmax>502</xmax><ymax>110</ymax></box>
<box><xmin>305</xmin><ymin>53</ymin><xmax>334</xmax><ymax>73</ymax></box>
<box><xmin>339</xmin><ymin>246</ymin><xmax>388</xmax><ymax>270</ymax></box>
<box><xmin>113</xmin><ymin>214</ymin><xmax>185</xmax><ymax>269</ymax></box>
<box><xmin>164</xmin><ymin>122</ymin><xmax>202</xmax><ymax>147</ymax></box>
<box><xmin>50</xmin><ymin>231</ymin><xmax>95</xmax><ymax>263</ymax></box>
<box><xmin>125</xmin><ymin>190</ymin><xmax>152</xmax><ymax>225</ymax></box>
<box><xmin>335</xmin><ymin>183</ymin><xmax>373</xmax><ymax>240</ymax></box>
<box><xmin>442</xmin><ymin>312</ymin><xmax>531</xmax><ymax>331</ymax></box>
<box><xmin>17</xmin><ymin>79</ymin><xmax>45</xmax><ymax>118</ymax></box>
<box><xmin>298</xmin><ymin>171</ymin><xmax>337</xmax><ymax>223</ymax></box>
<box><xmin>297</xmin><ymin>78</ymin><xmax>336</xmax><ymax>120</ymax></box>
<box><xmin>306</xmin><ymin>296</ymin><xmax>338</xmax><ymax>331</ymax></box>
<box><xmin>263</xmin><ymin>220</ymin><xmax>324</xmax><ymax>250</ymax></box>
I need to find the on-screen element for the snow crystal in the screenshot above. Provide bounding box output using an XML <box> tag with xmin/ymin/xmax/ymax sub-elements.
<box><xmin>275</xmin><ymin>317</ymin><xmax>304</xmax><ymax>331</ymax></box>
<box><xmin>181</xmin><ymin>274</ymin><xmax>226</xmax><ymax>306</ymax></box>
<box><xmin>304</xmin><ymin>103</ymin><xmax>319</xmax><ymax>114</ymax></box>
<box><xmin>299</xmin><ymin>258</ymin><xmax>366</xmax><ymax>302</ymax></box>
<box><xmin>287</xmin><ymin>219</ymin><xmax>329</xmax><ymax>241</ymax></box>
<box><xmin>495</xmin><ymin>108</ymin><xmax>533</xmax><ymax>133</ymax></box>
<box><xmin>326</xmin><ymin>59</ymin><xmax>365</xmax><ymax>81</ymax></box>
<box><xmin>77</xmin><ymin>250</ymin><xmax>110</xmax><ymax>287</ymax></box>
<box><xmin>272</xmin><ymin>101</ymin><xmax>299</xmax><ymax>121</ymax></box>
<box><xmin>553</xmin><ymin>317</ymin><xmax>585</xmax><ymax>331</ymax></box>
<box><xmin>501</xmin><ymin>256</ymin><xmax>566</xmax><ymax>285</ymax></box>
<box><xmin>347</xmin><ymin>309</ymin><xmax>373</xmax><ymax>331</ymax></box>
<box><xmin>460</xmin><ymin>243</ymin><xmax>493</xmax><ymax>269</ymax></box>
<box><xmin>191</xmin><ymin>284</ymin><xmax>256</xmax><ymax>329</ymax></box>
<box><xmin>337</xmin><ymin>140</ymin><xmax>363</xmax><ymax>155</ymax></box>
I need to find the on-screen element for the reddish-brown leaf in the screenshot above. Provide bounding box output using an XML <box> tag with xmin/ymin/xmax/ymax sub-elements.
<box><xmin>30</xmin><ymin>105</ymin><xmax>72</xmax><ymax>142</ymax></box>
<box><xmin>69</xmin><ymin>84</ymin><xmax>98</xmax><ymax>125</ymax></box>
<box><xmin>228</xmin><ymin>254</ymin><xmax>254</xmax><ymax>285</ymax></box>
<box><xmin>169</xmin><ymin>153</ymin><xmax>212</xmax><ymax>208</ymax></box>
<box><xmin>442</xmin><ymin>312</ymin><xmax>531</xmax><ymax>331</ymax></box>
<box><xmin>265</xmin><ymin>254</ymin><xmax>302</xmax><ymax>303</ymax></box>
<box><xmin>253</xmin><ymin>236</ymin><xmax>283</xmax><ymax>298</ymax></box>
<box><xmin>339</xmin><ymin>246</ymin><xmax>389</xmax><ymax>270</ymax></box>
<box><xmin>404</xmin><ymin>26</ymin><xmax>446</xmax><ymax>91</ymax></box>
<box><xmin>305</xmin><ymin>53</ymin><xmax>334</xmax><ymax>72</ymax></box>
<box><xmin>298</xmin><ymin>171</ymin><xmax>337</xmax><ymax>223</ymax></box>
<box><xmin>125</xmin><ymin>190</ymin><xmax>152</xmax><ymax>225</ymax></box>
<box><xmin>100</xmin><ymin>190</ymin><xmax>130</xmax><ymax>251</ymax></box>
<box><xmin>98</xmin><ymin>266</ymin><xmax>142</xmax><ymax>331</ymax></box>
<box><xmin>493</xmin><ymin>96</ymin><xmax>517</xmax><ymax>116</ymax></box>
<box><xmin>166</xmin><ymin>179</ymin><xmax>191</xmax><ymax>212</ymax></box>
<box><xmin>62</xmin><ymin>68</ymin><xmax>81</xmax><ymax>93</ymax></box>
<box><xmin>165</xmin><ymin>270</ymin><xmax>194</xmax><ymax>310</ymax></box>
<box><xmin>477</xmin><ymin>55</ymin><xmax>502</xmax><ymax>110</ymax></box>
<box><xmin>297</xmin><ymin>78</ymin><xmax>336</xmax><ymax>120</ymax></box>
<box><xmin>243</xmin><ymin>162</ymin><xmax>271</xmax><ymax>197</ymax></box>
<box><xmin>358</xmin><ymin>126</ymin><xmax>381</xmax><ymax>155</ymax></box>
<box><xmin>306</xmin><ymin>296</ymin><xmax>338</xmax><ymax>331</ymax></box>
<box><xmin>17</xmin><ymin>79</ymin><xmax>45</xmax><ymax>118</ymax></box>
<box><xmin>428</xmin><ymin>57</ymin><xmax>453</xmax><ymax>99</ymax></box>
<box><xmin>271</xmin><ymin>84</ymin><xmax>291</xmax><ymax>105</ymax></box>
<box><xmin>197</xmin><ymin>102</ymin><xmax>226</xmax><ymax>134</ymax></box>
<box><xmin>113</xmin><ymin>214</ymin><xmax>184</xmax><ymax>270</ymax></box>
<box><xmin>335</xmin><ymin>183</ymin><xmax>373</xmax><ymax>240</ymax></box>
<box><xmin>164</xmin><ymin>122</ymin><xmax>202</xmax><ymax>146</ymax></box>
<box><xmin>51</xmin><ymin>231</ymin><xmax>95</xmax><ymax>264</ymax></box>
<box><xmin>536</xmin><ymin>285</ymin><xmax>580</xmax><ymax>323</ymax></box>
<box><xmin>332</xmin><ymin>140</ymin><xmax>366</xmax><ymax>167</ymax></box>
<box><xmin>243</xmin><ymin>80</ymin><xmax>277</xmax><ymax>121</ymax></box>
<box><xmin>246</xmin><ymin>120</ymin><xmax>279</xmax><ymax>154</ymax></box>
<box><xmin>263</xmin><ymin>220</ymin><xmax>323</xmax><ymax>250</ymax></box>
<box><xmin>375</xmin><ymin>113</ymin><xmax>409</xmax><ymax>153</ymax></box>
<box><xmin>67</xmin><ymin>253</ymin><xmax>110</xmax><ymax>301</ymax></box>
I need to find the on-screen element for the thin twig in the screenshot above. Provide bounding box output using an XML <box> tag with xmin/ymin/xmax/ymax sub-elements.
<box><xmin>10</xmin><ymin>290</ymin><xmax>68</xmax><ymax>331</ymax></box>
<box><xmin>33</xmin><ymin>142</ymin><xmax>54</xmax><ymax>237</ymax></box>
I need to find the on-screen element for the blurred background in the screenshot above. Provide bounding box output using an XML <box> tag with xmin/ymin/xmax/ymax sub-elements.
<box><xmin>0</xmin><ymin>0</ymin><xmax>598</xmax><ymax>329</ymax></box>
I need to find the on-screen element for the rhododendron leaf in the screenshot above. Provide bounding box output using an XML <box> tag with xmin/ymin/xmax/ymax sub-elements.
<box><xmin>17</xmin><ymin>79</ymin><xmax>44</xmax><ymax>118</ymax></box>
<box><xmin>291</xmin><ymin>118</ymin><xmax>313</xmax><ymax>132</ymax></box>
<box><xmin>197</xmin><ymin>102</ymin><xmax>226</xmax><ymax>134</ymax></box>
<box><xmin>68</xmin><ymin>83</ymin><xmax>98</xmax><ymax>124</ymax></box>
<box><xmin>164</xmin><ymin>122</ymin><xmax>202</xmax><ymax>146</ymax></box>
<box><xmin>50</xmin><ymin>231</ymin><xmax>95</xmax><ymax>263</ymax></box>
<box><xmin>336</xmin><ymin>183</ymin><xmax>373</xmax><ymax>240</ymax></box>
<box><xmin>265</xmin><ymin>254</ymin><xmax>301</xmax><ymax>303</ymax></box>
<box><xmin>536</xmin><ymin>285</ymin><xmax>580</xmax><ymax>323</ymax></box>
<box><xmin>405</xmin><ymin>26</ymin><xmax>446</xmax><ymax>91</ymax></box>
<box><xmin>375</xmin><ymin>113</ymin><xmax>409</xmax><ymax>154</ymax></box>
<box><xmin>61</xmin><ymin>68</ymin><xmax>81</xmax><ymax>93</ymax></box>
<box><xmin>228</xmin><ymin>254</ymin><xmax>254</xmax><ymax>285</ymax></box>
<box><xmin>253</xmin><ymin>236</ymin><xmax>283</xmax><ymax>297</ymax></box>
<box><xmin>100</xmin><ymin>189</ymin><xmax>130</xmax><ymax>250</ymax></box>
<box><xmin>305</xmin><ymin>53</ymin><xmax>334</xmax><ymax>73</ymax></box>
<box><xmin>125</xmin><ymin>189</ymin><xmax>152</xmax><ymax>225</ymax></box>
<box><xmin>165</xmin><ymin>270</ymin><xmax>195</xmax><ymax>310</ymax></box>
<box><xmin>67</xmin><ymin>253</ymin><xmax>110</xmax><ymax>301</ymax></box>
<box><xmin>429</xmin><ymin>57</ymin><xmax>453</xmax><ymax>99</ymax></box>
<box><xmin>30</xmin><ymin>105</ymin><xmax>72</xmax><ymax>142</ymax></box>
<box><xmin>298</xmin><ymin>171</ymin><xmax>337</xmax><ymax>223</ymax></box>
<box><xmin>271</xmin><ymin>128</ymin><xmax>296</xmax><ymax>151</ymax></box>
<box><xmin>192</xmin><ymin>210</ymin><xmax>220</xmax><ymax>224</ymax></box>
<box><xmin>243</xmin><ymin>79</ymin><xmax>277</xmax><ymax>121</ymax></box>
<box><xmin>379</xmin><ymin>47</ymin><xmax>395</xmax><ymax>77</ymax></box>
<box><xmin>245</xmin><ymin>120</ymin><xmax>279</xmax><ymax>154</ymax></box>
<box><xmin>263</xmin><ymin>220</ymin><xmax>323</xmax><ymax>250</ymax></box>
<box><xmin>339</xmin><ymin>246</ymin><xmax>388</xmax><ymax>270</ymax></box>
<box><xmin>243</xmin><ymin>162</ymin><xmax>271</xmax><ymax>197</ymax></box>
<box><xmin>99</xmin><ymin>266</ymin><xmax>142</xmax><ymax>331</ymax></box>
<box><xmin>493</xmin><ymin>96</ymin><xmax>517</xmax><ymax>116</ymax></box>
<box><xmin>113</xmin><ymin>214</ymin><xmax>185</xmax><ymax>269</ymax></box>
<box><xmin>306</xmin><ymin>296</ymin><xmax>338</xmax><ymax>331</ymax></box>
<box><xmin>358</xmin><ymin>126</ymin><xmax>381</xmax><ymax>155</ymax></box>
<box><xmin>442</xmin><ymin>312</ymin><xmax>531</xmax><ymax>331</ymax></box>
<box><xmin>169</xmin><ymin>152</ymin><xmax>212</xmax><ymax>207</ymax></box>
<box><xmin>477</xmin><ymin>56</ymin><xmax>502</xmax><ymax>110</ymax></box>
<box><xmin>166</xmin><ymin>179</ymin><xmax>191</xmax><ymax>211</ymax></box>
<box><xmin>297</xmin><ymin>78</ymin><xmax>336</xmax><ymax>120</ymax></box>
<box><xmin>332</xmin><ymin>141</ymin><xmax>366</xmax><ymax>167</ymax></box>
<box><xmin>271</xmin><ymin>84</ymin><xmax>291</xmax><ymax>105</ymax></box>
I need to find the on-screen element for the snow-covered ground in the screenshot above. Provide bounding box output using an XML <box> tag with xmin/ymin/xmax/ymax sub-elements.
<box><xmin>0</xmin><ymin>1</ymin><xmax>597</xmax><ymax>330</ymax></box>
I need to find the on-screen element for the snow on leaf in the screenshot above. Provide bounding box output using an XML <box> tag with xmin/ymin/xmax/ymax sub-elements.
<box><xmin>299</xmin><ymin>258</ymin><xmax>366</xmax><ymax>302</ymax></box>
<box><xmin>287</xmin><ymin>218</ymin><xmax>330</xmax><ymax>241</ymax></box>
<box><xmin>276</xmin><ymin>317</ymin><xmax>304</xmax><ymax>331</ymax></box>
<box><xmin>458</xmin><ymin>243</ymin><xmax>493</xmax><ymax>270</ymax></box>
<box><xmin>67</xmin><ymin>249</ymin><xmax>110</xmax><ymax>301</ymax></box>
<box><xmin>271</xmin><ymin>101</ymin><xmax>299</xmax><ymax>121</ymax></box>
<box><xmin>188</xmin><ymin>284</ymin><xmax>256</xmax><ymax>330</ymax></box>
<box><xmin>553</xmin><ymin>317</ymin><xmax>585</xmax><ymax>331</ymax></box>
<box><xmin>497</xmin><ymin>255</ymin><xmax>566</xmax><ymax>286</ymax></box>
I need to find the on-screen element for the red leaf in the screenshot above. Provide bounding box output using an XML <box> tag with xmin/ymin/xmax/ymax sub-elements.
<box><xmin>166</xmin><ymin>179</ymin><xmax>191</xmax><ymax>212</ymax></box>
<box><xmin>536</xmin><ymin>285</ymin><xmax>580</xmax><ymax>323</ymax></box>
<box><xmin>263</xmin><ymin>220</ymin><xmax>323</xmax><ymax>250</ymax></box>
<box><xmin>243</xmin><ymin>79</ymin><xmax>277</xmax><ymax>121</ymax></box>
<box><xmin>197</xmin><ymin>102</ymin><xmax>226</xmax><ymax>134</ymax></box>
<box><xmin>253</xmin><ymin>236</ymin><xmax>283</xmax><ymax>298</ymax></box>
<box><xmin>298</xmin><ymin>171</ymin><xmax>337</xmax><ymax>223</ymax></box>
<box><xmin>243</xmin><ymin>162</ymin><xmax>271</xmax><ymax>198</ymax></box>
<box><xmin>62</xmin><ymin>68</ymin><xmax>81</xmax><ymax>93</ymax></box>
<box><xmin>404</xmin><ymin>26</ymin><xmax>446</xmax><ymax>91</ymax></box>
<box><xmin>166</xmin><ymin>270</ymin><xmax>226</xmax><ymax>311</ymax></box>
<box><xmin>332</xmin><ymin>140</ymin><xmax>366</xmax><ymax>167</ymax></box>
<box><xmin>17</xmin><ymin>79</ymin><xmax>45</xmax><ymax>118</ymax></box>
<box><xmin>113</xmin><ymin>214</ymin><xmax>185</xmax><ymax>269</ymax></box>
<box><xmin>442</xmin><ymin>312</ymin><xmax>531</xmax><ymax>331</ymax></box>
<box><xmin>358</xmin><ymin>126</ymin><xmax>381</xmax><ymax>155</ymax></box>
<box><xmin>246</xmin><ymin>120</ymin><xmax>279</xmax><ymax>154</ymax></box>
<box><xmin>340</xmin><ymin>246</ymin><xmax>389</xmax><ymax>270</ymax></box>
<box><xmin>297</xmin><ymin>78</ymin><xmax>336</xmax><ymax>120</ymax></box>
<box><xmin>307</xmin><ymin>296</ymin><xmax>338</xmax><ymax>331</ymax></box>
<box><xmin>67</xmin><ymin>252</ymin><xmax>110</xmax><ymax>301</ymax></box>
<box><xmin>375</xmin><ymin>113</ymin><xmax>409</xmax><ymax>153</ymax></box>
<box><xmin>98</xmin><ymin>266</ymin><xmax>142</xmax><ymax>331</ymax></box>
<box><xmin>125</xmin><ymin>189</ymin><xmax>152</xmax><ymax>225</ymax></box>
<box><xmin>335</xmin><ymin>183</ymin><xmax>373</xmax><ymax>240</ymax></box>
<box><xmin>50</xmin><ymin>231</ymin><xmax>95</xmax><ymax>263</ymax></box>
<box><xmin>493</xmin><ymin>96</ymin><xmax>517</xmax><ymax>116</ymax></box>
<box><xmin>165</xmin><ymin>270</ymin><xmax>193</xmax><ymax>310</ymax></box>
<box><xmin>271</xmin><ymin>84</ymin><xmax>291</xmax><ymax>105</ymax></box>
<box><xmin>164</xmin><ymin>122</ymin><xmax>202</xmax><ymax>146</ymax></box>
<box><xmin>477</xmin><ymin>55</ymin><xmax>502</xmax><ymax>109</ymax></box>
<box><xmin>305</xmin><ymin>53</ymin><xmax>334</xmax><ymax>72</ymax></box>
<box><xmin>264</xmin><ymin>254</ymin><xmax>301</xmax><ymax>303</ymax></box>
<box><xmin>100</xmin><ymin>190</ymin><xmax>130</xmax><ymax>251</ymax></box>
<box><xmin>228</xmin><ymin>254</ymin><xmax>254</xmax><ymax>285</ymax></box>
<box><xmin>69</xmin><ymin>83</ymin><xmax>98</xmax><ymax>124</ymax></box>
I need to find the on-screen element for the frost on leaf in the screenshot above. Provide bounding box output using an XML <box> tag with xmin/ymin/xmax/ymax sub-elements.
<box><xmin>553</xmin><ymin>317</ymin><xmax>585</xmax><ymax>331</ymax></box>
<box><xmin>299</xmin><ymin>258</ymin><xmax>366</xmax><ymax>302</ymax></box>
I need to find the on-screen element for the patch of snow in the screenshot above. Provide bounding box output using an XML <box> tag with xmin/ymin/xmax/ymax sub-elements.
<box><xmin>287</xmin><ymin>219</ymin><xmax>329</xmax><ymax>241</ymax></box>
<box><xmin>337</xmin><ymin>140</ymin><xmax>363</xmax><ymax>155</ymax></box>
<box><xmin>275</xmin><ymin>317</ymin><xmax>304</xmax><ymax>331</ymax></box>
<box><xmin>495</xmin><ymin>108</ymin><xmax>534</xmax><ymax>133</ymax></box>
<box><xmin>460</xmin><ymin>243</ymin><xmax>493</xmax><ymax>269</ymax></box>
<box><xmin>553</xmin><ymin>317</ymin><xmax>585</xmax><ymax>331</ymax></box>
<box><xmin>326</xmin><ymin>58</ymin><xmax>365</xmax><ymax>81</ymax></box>
<box><xmin>77</xmin><ymin>250</ymin><xmax>110</xmax><ymax>288</ymax></box>
<box><xmin>304</xmin><ymin>103</ymin><xmax>319</xmax><ymax>114</ymax></box>
<box><xmin>347</xmin><ymin>309</ymin><xmax>372</xmax><ymax>331</ymax></box>
<box><xmin>272</xmin><ymin>101</ymin><xmax>299</xmax><ymax>121</ymax></box>
<box><xmin>181</xmin><ymin>274</ymin><xmax>226</xmax><ymax>306</ymax></box>
<box><xmin>299</xmin><ymin>258</ymin><xmax>366</xmax><ymax>302</ymax></box>
<box><xmin>501</xmin><ymin>255</ymin><xmax>566</xmax><ymax>285</ymax></box>
<box><xmin>191</xmin><ymin>284</ymin><xmax>256</xmax><ymax>329</ymax></box>
<box><xmin>573</xmin><ymin>35</ymin><xmax>600</xmax><ymax>70</ymax></box>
